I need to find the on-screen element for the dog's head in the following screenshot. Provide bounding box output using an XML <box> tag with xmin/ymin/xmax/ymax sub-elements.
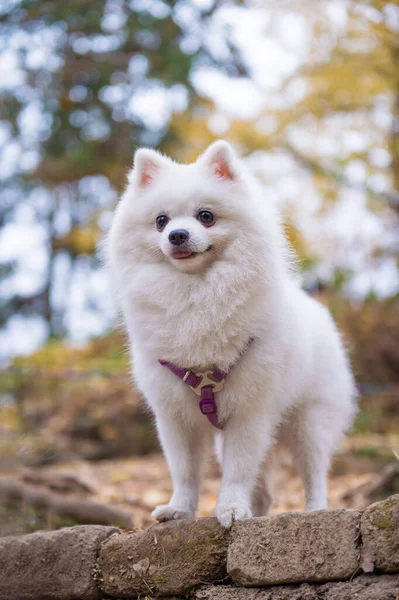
<box><xmin>111</xmin><ymin>140</ymin><xmax>273</xmax><ymax>275</ymax></box>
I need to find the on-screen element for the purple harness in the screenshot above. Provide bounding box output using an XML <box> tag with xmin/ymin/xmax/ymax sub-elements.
<box><xmin>159</xmin><ymin>339</ymin><xmax>253</xmax><ymax>430</ymax></box>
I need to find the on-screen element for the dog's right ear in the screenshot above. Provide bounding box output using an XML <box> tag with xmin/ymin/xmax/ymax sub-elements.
<box><xmin>129</xmin><ymin>148</ymin><xmax>169</xmax><ymax>188</ymax></box>
<box><xmin>200</xmin><ymin>140</ymin><xmax>238</xmax><ymax>182</ymax></box>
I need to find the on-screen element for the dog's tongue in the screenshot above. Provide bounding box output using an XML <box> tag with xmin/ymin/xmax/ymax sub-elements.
<box><xmin>172</xmin><ymin>250</ymin><xmax>192</xmax><ymax>259</ymax></box>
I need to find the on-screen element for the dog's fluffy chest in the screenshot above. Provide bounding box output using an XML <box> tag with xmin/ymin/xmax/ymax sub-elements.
<box><xmin>125</xmin><ymin>264</ymin><xmax>262</xmax><ymax>370</ymax></box>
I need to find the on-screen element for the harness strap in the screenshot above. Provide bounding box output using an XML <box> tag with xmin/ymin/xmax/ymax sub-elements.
<box><xmin>199</xmin><ymin>385</ymin><xmax>221</xmax><ymax>429</ymax></box>
<box><xmin>158</xmin><ymin>361</ymin><xmax>225</xmax><ymax>429</ymax></box>
<box><xmin>159</xmin><ymin>338</ymin><xmax>253</xmax><ymax>430</ymax></box>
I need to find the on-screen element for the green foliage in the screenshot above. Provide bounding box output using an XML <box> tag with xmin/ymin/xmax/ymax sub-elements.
<box><xmin>12</xmin><ymin>330</ymin><xmax>128</xmax><ymax>373</ymax></box>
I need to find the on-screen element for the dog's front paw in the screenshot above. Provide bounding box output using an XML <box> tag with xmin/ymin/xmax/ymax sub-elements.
<box><xmin>152</xmin><ymin>504</ymin><xmax>193</xmax><ymax>523</ymax></box>
<box><xmin>215</xmin><ymin>503</ymin><xmax>252</xmax><ymax>528</ymax></box>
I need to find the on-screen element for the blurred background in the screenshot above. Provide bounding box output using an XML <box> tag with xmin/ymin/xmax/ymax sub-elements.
<box><xmin>1</xmin><ymin>0</ymin><xmax>399</xmax><ymax>535</ymax></box>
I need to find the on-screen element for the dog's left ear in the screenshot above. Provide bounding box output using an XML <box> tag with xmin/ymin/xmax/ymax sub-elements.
<box><xmin>200</xmin><ymin>140</ymin><xmax>237</xmax><ymax>181</ymax></box>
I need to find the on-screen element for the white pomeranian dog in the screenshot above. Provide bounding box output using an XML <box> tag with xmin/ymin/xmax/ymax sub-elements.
<box><xmin>107</xmin><ymin>140</ymin><xmax>357</xmax><ymax>528</ymax></box>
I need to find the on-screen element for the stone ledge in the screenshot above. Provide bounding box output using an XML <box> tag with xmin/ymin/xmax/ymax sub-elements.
<box><xmin>0</xmin><ymin>525</ymin><xmax>120</xmax><ymax>600</ymax></box>
<box><xmin>98</xmin><ymin>517</ymin><xmax>229</xmax><ymax>597</ymax></box>
<box><xmin>0</xmin><ymin>495</ymin><xmax>398</xmax><ymax>600</ymax></box>
<box><xmin>195</xmin><ymin>574</ymin><xmax>399</xmax><ymax>600</ymax></box>
<box><xmin>228</xmin><ymin>509</ymin><xmax>361</xmax><ymax>586</ymax></box>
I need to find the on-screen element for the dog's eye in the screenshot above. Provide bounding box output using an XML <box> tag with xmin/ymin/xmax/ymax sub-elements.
<box><xmin>156</xmin><ymin>214</ymin><xmax>169</xmax><ymax>231</ymax></box>
<box><xmin>197</xmin><ymin>210</ymin><xmax>215</xmax><ymax>227</ymax></box>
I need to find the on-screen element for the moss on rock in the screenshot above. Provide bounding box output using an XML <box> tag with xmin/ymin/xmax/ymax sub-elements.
<box><xmin>361</xmin><ymin>494</ymin><xmax>399</xmax><ymax>573</ymax></box>
<box><xmin>98</xmin><ymin>517</ymin><xmax>230</xmax><ymax>597</ymax></box>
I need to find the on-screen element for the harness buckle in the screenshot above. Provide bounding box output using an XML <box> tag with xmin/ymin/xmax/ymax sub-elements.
<box><xmin>188</xmin><ymin>370</ymin><xmax>225</xmax><ymax>396</ymax></box>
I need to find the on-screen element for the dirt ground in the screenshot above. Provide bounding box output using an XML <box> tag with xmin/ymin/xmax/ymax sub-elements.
<box><xmin>3</xmin><ymin>438</ymin><xmax>396</xmax><ymax>532</ymax></box>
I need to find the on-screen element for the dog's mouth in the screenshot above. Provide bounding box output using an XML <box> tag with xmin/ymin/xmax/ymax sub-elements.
<box><xmin>171</xmin><ymin>246</ymin><xmax>213</xmax><ymax>260</ymax></box>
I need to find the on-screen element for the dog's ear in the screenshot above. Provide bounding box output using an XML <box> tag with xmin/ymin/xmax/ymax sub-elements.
<box><xmin>200</xmin><ymin>140</ymin><xmax>237</xmax><ymax>181</ymax></box>
<box><xmin>130</xmin><ymin>148</ymin><xmax>170</xmax><ymax>188</ymax></box>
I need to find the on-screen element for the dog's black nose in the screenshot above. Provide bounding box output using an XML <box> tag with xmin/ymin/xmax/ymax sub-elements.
<box><xmin>169</xmin><ymin>229</ymin><xmax>189</xmax><ymax>245</ymax></box>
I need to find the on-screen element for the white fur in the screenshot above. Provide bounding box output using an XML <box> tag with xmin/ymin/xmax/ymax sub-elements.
<box><xmin>106</xmin><ymin>140</ymin><xmax>357</xmax><ymax>528</ymax></box>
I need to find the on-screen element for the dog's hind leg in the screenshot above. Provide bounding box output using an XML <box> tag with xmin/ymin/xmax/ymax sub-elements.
<box><xmin>283</xmin><ymin>400</ymin><xmax>352</xmax><ymax>511</ymax></box>
<box><xmin>214</xmin><ymin>431</ymin><xmax>223</xmax><ymax>467</ymax></box>
<box><xmin>252</xmin><ymin>458</ymin><xmax>274</xmax><ymax>516</ymax></box>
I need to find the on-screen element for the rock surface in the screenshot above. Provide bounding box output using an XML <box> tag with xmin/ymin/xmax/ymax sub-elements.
<box><xmin>99</xmin><ymin>517</ymin><xmax>229</xmax><ymax>597</ymax></box>
<box><xmin>228</xmin><ymin>509</ymin><xmax>362</xmax><ymax>585</ymax></box>
<box><xmin>196</xmin><ymin>574</ymin><xmax>399</xmax><ymax>600</ymax></box>
<box><xmin>361</xmin><ymin>494</ymin><xmax>399</xmax><ymax>573</ymax></box>
<box><xmin>0</xmin><ymin>525</ymin><xmax>119</xmax><ymax>600</ymax></box>
<box><xmin>2</xmin><ymin>500</ymin><xmax>399</xmax><ymax>600</ymax></box>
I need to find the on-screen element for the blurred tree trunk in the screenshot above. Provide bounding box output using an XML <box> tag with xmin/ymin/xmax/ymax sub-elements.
<box><xmin>391</xmin><ymin>86</ymin><xmax>399</xmax><ymax>211</ymax></box>
<box><xmin>44</xmin><ymin>212</ymin><xmax>55</xmax><ymax>336</ymax></box>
